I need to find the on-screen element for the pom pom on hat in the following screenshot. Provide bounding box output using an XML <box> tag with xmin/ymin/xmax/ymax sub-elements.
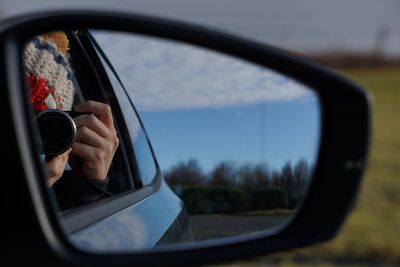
<box><xmin>41</xmin><ymin>31</ymin><xmax>70</xmax><ymax>57</ymax></box>
<box><xmin>23</xmin><ymin>31</ymin><xmax>75</xmax><ymax>111</ymax></box>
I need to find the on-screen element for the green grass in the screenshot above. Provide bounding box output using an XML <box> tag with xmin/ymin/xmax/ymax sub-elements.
<box><xmin>211</xmin><ymin>260</ymin><xmax>399</xmax><ymax>267</ymax></box>
<box><xmin>325</xmin><ymin>68</ymin><xmax>400</xmax><ymax>260</ymax></box>
<box><xmin>216</xmin><ymin>67</ymin><xmax>400</xmax><ymax>266</ymax></box>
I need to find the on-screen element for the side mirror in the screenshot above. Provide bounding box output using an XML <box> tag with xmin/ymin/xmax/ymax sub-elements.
<box><xmin>0</xmin><ymin>11</ymin><xmax>370</xmax><ymax>267</ymax></box>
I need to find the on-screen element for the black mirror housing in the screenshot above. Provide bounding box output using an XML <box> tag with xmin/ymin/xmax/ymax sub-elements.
<box><xmin>0</xmin><ymin>10</ymin><xmax>370</xmax><ymax>267</ymax></box>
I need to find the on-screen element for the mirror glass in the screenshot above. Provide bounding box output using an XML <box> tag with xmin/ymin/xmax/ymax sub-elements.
<box><xmin>22</xmin><ymin>29</ymin><xmax>320</xmax><ymax>252</ymax></box>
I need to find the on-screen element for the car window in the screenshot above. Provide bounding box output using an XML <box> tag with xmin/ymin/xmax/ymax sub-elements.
<box><xmin>91</xmin><ymin>34</ymin><xmax>159</xmax><ymax>187</ymax></box>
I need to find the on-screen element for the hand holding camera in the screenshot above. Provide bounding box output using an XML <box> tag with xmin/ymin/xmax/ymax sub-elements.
<box><xmin>70</xmin><ymin>101</ymin><xmax>119</xmax><ymax>182</ymax></box>
<box><xmin>36</xmin><ymin>101</ymin><xmax>119</xmax><ymax>187</ymax></box>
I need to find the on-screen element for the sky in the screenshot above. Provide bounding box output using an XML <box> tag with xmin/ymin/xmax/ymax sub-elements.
<box><xmin>140</xmin><ymin>100</ymin><xmax>320</xmax><ymax>172</ymax></box>
<box><xmin>93</xmin><ymin>31</ymin><xmax>321</xmax><ymax>172</ymax></box>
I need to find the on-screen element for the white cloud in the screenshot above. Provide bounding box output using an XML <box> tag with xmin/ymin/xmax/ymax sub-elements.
<box><xmin>93</xmin><ymin>31</ymin><xmax>316</xmax><ymax>112</ymax></box>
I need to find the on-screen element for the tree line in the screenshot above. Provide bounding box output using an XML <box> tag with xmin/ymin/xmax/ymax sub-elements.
<box><xmin>164</xmin><ymin>159</ymin><xmax>312</xmax><ymax>213</ymax></box>
<box><xmin>164</xmin><ymin>158</ymin><xmax>311</xmax><ymax>198</ymax></box>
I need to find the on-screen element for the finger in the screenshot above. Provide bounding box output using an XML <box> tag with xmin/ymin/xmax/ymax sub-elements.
<box><xmin>71</xmin><ymin>141</ymin><xmax>97</xmax><ymax>159</ymax></box>
<box><xmin>70</xmin><ymin>142</ymin><xmax>109</xmax><ymax>181</ymax></box>
<box><xmin>46</xmin><ymin>148</ymin><xmax>71</xmax><ymax>187</ymax></box>
<box><xmin>74</xmin><ymin>114</ymin><xmax>112</xmax><ymax>138</ymax></box>
<box><xmin>74</xmin><ymin>101</ymin><xmax>114</xmax><ymax>130</ymax></box>
<box><xmin>47</xmin><ymin>149</ymin><xmax>71</xmax><ymax>175</ymax></box>
<box><xmin>46</xmin><ymin>148</ymin><xmax>72</xmax><ymax>163</ymax></box>
<box><xmin>75</xmin><ymin>126</ymin><xmax>104</xmax><ymax>148</ymax></box>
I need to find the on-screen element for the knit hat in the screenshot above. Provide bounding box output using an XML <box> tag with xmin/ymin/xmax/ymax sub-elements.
<box><xmin>23</xmin><ymin>32</ymin><xmax>75</xmax><ymax>111</ymax></box>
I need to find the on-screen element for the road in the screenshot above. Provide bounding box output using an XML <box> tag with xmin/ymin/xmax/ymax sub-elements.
<box><xmin>189</xmin><ymin>214</ymin><xmax>289</xmax><ymax>241</ymax></box>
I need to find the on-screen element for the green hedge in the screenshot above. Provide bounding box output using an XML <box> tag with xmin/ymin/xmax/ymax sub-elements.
<box><xmin>174</xmin><ymin>185</ymin><xmax>290</xmax><ymax>214</ymax></box>
<box><xmin>288</xmin><ymin>193</ymin><xmax>303</xmax><ymax>209</ymax></box>
<box><xmin>251</xmin><ymin>188</ymin><xmax>288</xmax><ymax>210</ymax></box>
<box><xmin>176</xmin><ymin>185</ymin><xmax>247</xmax><ymax>214</ymax></box>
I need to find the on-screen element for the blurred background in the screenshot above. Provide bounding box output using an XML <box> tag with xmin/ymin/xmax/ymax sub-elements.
<box><xmin>4</xmin><ymin>0</ymin><xmax>400</xmax><ymax>266</ymax></box>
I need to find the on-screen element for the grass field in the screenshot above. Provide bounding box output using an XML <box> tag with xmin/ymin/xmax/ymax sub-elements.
<box><xmin>209</xmin><ymin>67</ymin><xmax>400</xmax><ymax>266</ymax></box>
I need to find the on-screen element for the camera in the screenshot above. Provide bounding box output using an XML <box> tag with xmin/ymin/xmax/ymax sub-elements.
<box><xmin>35</xmin><ymin>109</ymin><xmax>78</xmax><ymax>156</ymax></box>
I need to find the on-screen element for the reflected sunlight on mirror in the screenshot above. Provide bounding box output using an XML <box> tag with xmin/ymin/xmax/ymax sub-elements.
<box><xmin>22</xmin><ymin>29</ymin><xmax>321</xmax><ymax>252</ymax></box>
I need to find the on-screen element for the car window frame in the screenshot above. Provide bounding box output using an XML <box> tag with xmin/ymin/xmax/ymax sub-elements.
<box><xmin>85</xmin><ymin>30</ymin><xmax>162</xmax><ymax>188</ymax></box>
<box><xmin>66</xmin><ymin>30</ymin><xmax>135</xmax><ymax>192</ymax></box>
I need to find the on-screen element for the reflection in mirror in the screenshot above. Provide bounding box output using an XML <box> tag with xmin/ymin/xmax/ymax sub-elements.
<box><xmin>22</xmin><ymin>29</ymin><xmax>320</xmax><ymax>252</ymax></box>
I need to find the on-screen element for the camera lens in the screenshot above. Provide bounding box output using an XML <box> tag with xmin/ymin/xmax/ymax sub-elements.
<box><xmin>35</xmin><ymin>109</ymin><xmax>76</xmax><ymax>156</ymax></box>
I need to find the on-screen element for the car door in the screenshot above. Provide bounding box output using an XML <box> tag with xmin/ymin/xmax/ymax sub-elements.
<box><xmin>53</xmin><ymin>29</ymin><xmax>191</xmax><ymax>252</ymax></box>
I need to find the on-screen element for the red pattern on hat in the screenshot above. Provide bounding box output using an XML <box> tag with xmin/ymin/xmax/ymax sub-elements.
<box><xmin>28</xmin><ymin>73</ymin><xmax>52</xmax><ymax>111</ymax></box>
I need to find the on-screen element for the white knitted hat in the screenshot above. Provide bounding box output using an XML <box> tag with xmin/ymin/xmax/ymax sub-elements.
<box><xmin>23</xmin><ymin>33</ymin><xmax>75</xmax><ymax>111</ymax></box>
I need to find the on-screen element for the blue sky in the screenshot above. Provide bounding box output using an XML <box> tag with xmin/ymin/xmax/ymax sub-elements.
<box><xmin>141</xmin><ymin>99</ymin><xmax>320</xmax><ymax>172</ymax></box>
<box><xmin>93</xmin><ymin>31</ymin><xmax>321</xmax><ymax>172</ymax></box>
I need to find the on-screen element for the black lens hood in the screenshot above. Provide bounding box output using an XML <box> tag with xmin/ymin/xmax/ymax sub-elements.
<box><xmin>35</xmin><ymin>109</ymin><xmax>77</xmax><ymax>156</ymax></box>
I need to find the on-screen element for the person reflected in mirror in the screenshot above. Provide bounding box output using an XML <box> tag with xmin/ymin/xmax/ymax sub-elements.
<box><xmin>24</xmin><ymin>31</ymin><xmax>119</xmax><ymax>208</ymax></box>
